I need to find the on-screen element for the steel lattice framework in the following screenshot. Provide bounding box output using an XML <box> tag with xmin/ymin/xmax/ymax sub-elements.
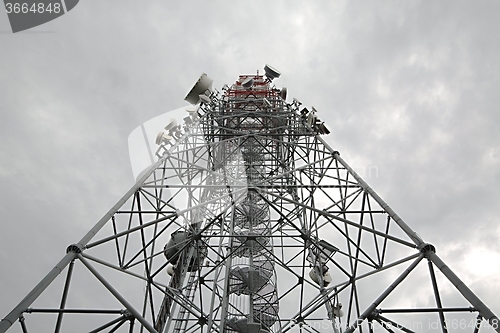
<box><xmin>1</xmin><ymin>67</ymin><xmax>499</xmax><ymax>333</ymax></box>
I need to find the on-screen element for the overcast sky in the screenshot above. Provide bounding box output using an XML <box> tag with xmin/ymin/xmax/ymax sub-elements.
<box><xmin>1</xmin><ymin>1</ymin><xmax>500</xmax><ymax>332</ymax></box>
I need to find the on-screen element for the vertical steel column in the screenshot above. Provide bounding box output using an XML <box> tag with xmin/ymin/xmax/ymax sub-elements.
<box><xmin>427</xmin><ymin>259</ymin><xmax>448</xmax><ymax>333</ymax></box>
<box><xmin>129</xmin><ymin>318</ymin><xmax>135</xmax><ymax>333</ymax></box>
<box><xmin>473</xmin><ymin>315</ymin><xmax>482</xmax><ymax>333</ymax></box>
<box><xmin>18</xmin><ymin>316</ymin><xmax>28</xmax><ymax>333</ymax></box>
<box><xmin>54</xmin><ymin>259</ymin><xmax>75</xmax><ymax>333</ymax></box>
<box><xmin>219</xmin><ymin>208</ymin><xmax>236</xmax><ymax>332</ymax></box>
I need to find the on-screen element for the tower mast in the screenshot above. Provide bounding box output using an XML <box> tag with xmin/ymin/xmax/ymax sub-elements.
<box><xmin>1</xmin><ymin>66</ymin><xmax>498</xmax><ymax>333</ymax></box>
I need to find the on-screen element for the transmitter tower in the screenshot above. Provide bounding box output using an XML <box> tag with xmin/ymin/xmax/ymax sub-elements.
<box><xmin>1</xmin><ymin>66</ymin><xmax>499</xmax><ymax>333</ymax></box>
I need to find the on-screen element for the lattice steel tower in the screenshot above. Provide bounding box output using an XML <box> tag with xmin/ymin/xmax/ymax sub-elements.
<box><xmin>1</xmin><ymin>66</ymin><xmax>499</xmax><ymax>333</ymax></box>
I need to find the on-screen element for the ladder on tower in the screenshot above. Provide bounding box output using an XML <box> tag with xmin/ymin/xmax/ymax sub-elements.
<box><xmin>172</xmin><ymin>271</ymin><xmax>199</xmax><ymax>333</ymax></box>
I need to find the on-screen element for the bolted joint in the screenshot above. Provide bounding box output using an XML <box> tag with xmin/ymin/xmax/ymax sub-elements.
<box><xmin>332</xmin><ymin>150</ymin><xmax>340</xmax><ymax>157</ymax></box>
<box><xmin>370</xmin><ymin>309</ymin><xmax>381</xmax><ymax>319</ymax></box>
<box><xmin>121</xmin><ymin>310</ymin><xmax>133</xmax><ymax>319</ymax></box>
<box><xmin>66</xmin><ymin>244</ymin><xmax>84</xmax><ymax>254</ymax></box>
<box><xmin>489</xmin><ymin>316</ymin><xmax>499</xmax><ymax>330</ymax></box>
<box><xmin>419</xmin><ymin>243</ymin><xmax>436</xmax><ymax>255</ymax></box>
<box><xmin>197</xmin><ymin>316</ymin><xmax>208</xmax><ymax>326</ymax></box>
<box><xmin>294</xmin><ymin>316</ymin><xmax>305</xmax><ymax>327</ymax></box>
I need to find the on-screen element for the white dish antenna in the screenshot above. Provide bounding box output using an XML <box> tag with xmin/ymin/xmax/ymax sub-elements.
<box><xmin>264</xmin><ymin>64</ymin><xmax>281</xmax><ymax>81</ymax></box>
<box><xmin>199</xmin><ymin>94</ymin><xmax>211</xmax><ymax>104</ymax></box>
<box><xmin>186</xmin><ymin>106</ymin><xmax>199</xmax><ymax>119</ymax></box>
<box><xmin>155</xmin><ymin>132</ymin><xmax>173</xmax><ymax>145</ymax></box>
<box><xmin>185</xmin><ymin>73</ymin><xmax>213</xmax><ymax>105</ymax></box>
<box><xmin>242</xmin><ymin>77</ymin><xmax>254</xmax><ymax>88</ymax></box>
<box><xmin>155</xmin><ymin>132</ymin><xmax>164</xmax><ymax>145</ymax></box>
<box><xmin>280</xmin><ymin>87</ymin><xmax>287</xmax><ymax>101</ymax></box>
<box><xmin>317</xmin><ymin>122</ymin><xmax>330</xmax><ymax>135</ymax></box>
<box><xmin>307</xmin><ymin>112</ymin><xmax>316</xmax><ymax>128</ymax></box>
<box><xmin>164</xmin><ymin>119</ymin><xmax>178</xmax><ymax>131</ymax></box>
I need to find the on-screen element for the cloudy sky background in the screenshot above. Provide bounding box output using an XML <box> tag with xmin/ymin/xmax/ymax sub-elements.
<box><xmin>1</xmin><ymin>1</ymin><xmax>500</xmax><ymax>331</ymax></box>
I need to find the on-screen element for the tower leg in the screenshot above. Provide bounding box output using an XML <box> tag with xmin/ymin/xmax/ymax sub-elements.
<box><xmin>0</xmin><ymin>252</ymin><xmax>76</xmax><ymax>333</ymax></box>
<box><xmin>428</xmin><ymin>252</ymin><xmax>500</xmax><ymax>333</ymax></box>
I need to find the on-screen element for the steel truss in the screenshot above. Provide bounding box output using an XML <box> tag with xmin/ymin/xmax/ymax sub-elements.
<box><xmin>1</xmin><ymin>68</ymin><xmax>499</xmax><ymax>333</ymax></box>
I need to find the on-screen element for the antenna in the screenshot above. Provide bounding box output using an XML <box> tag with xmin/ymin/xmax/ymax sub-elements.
<box><xmin>263</xmin><ymin>64</ymin><xmax>281</xmax><ymax>81</ymax></box>
<box><xmin>155</xmin><ymin>131</ymin><xmax>172</xmax><ymax>145</ymax></box>
<box><xmin>164</xmin><ymin>118</ymin><xmax>177</xmax><ymax>131</ymax></box>
<box><xmin>2</xmin><ymin>67</ymin><xmax>498</xmax><ymax>333</ymax></box>
<box><xmin>186</xmin><ymin>106</ymin><xmax>199</xmax><ymax>119</ymax></box>
<box><xmin>280</xmin><ymin>87</ymin><xmax>287</xmax><ymax>100</ymax></box>
<box><xmin>307</xmin><ymin>111</ymin><xmax>316</xmax><ymax>128</ymax></box>
<box><xmin>241</xmin><ymin>77</ymin><xmax>254</xmax><ymax>88</ymax></box>
<box><xmin>198</xmin><ymin>94</ymin><xmax>211</xmax><ymax>104</ymax></box>
<box><xmin>185</xmin><ymin>73</ymin><xmax>213</xmax><ymax>105</ymax></box>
